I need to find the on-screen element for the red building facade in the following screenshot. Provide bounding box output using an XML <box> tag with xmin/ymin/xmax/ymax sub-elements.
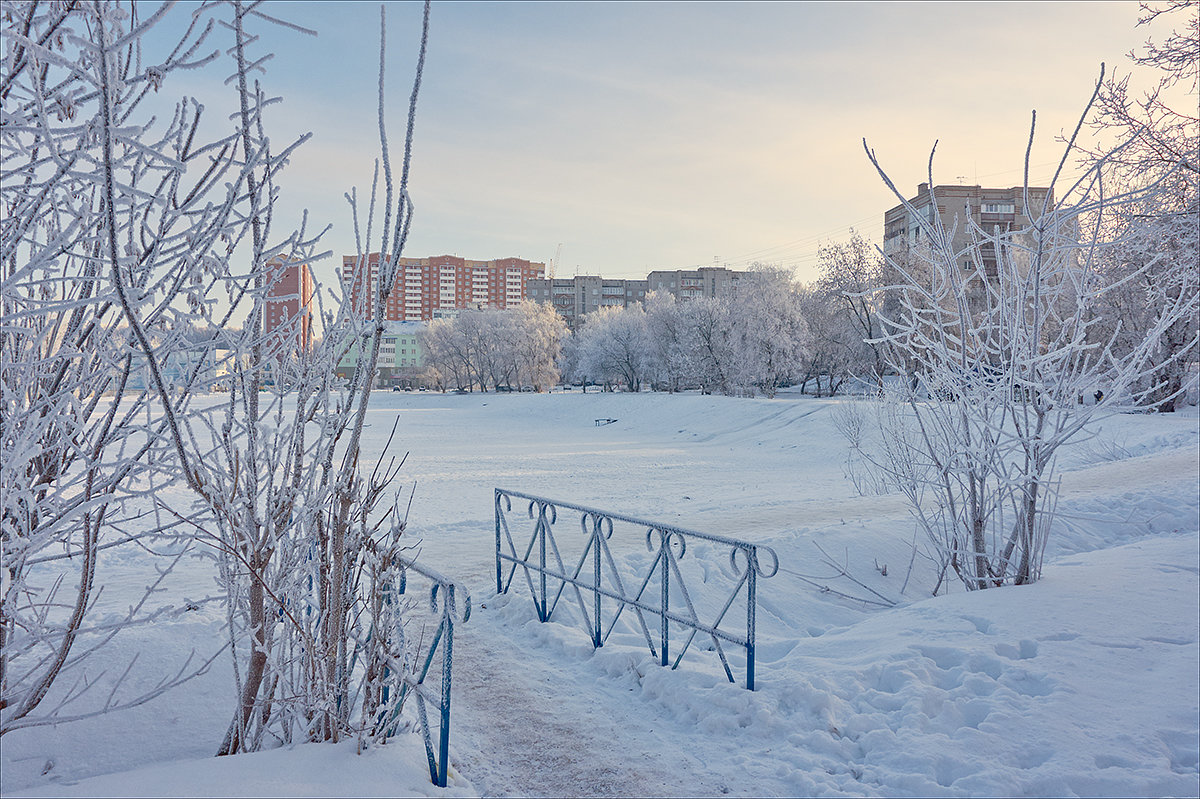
<box><xmin>341</xmin><ymin>254</ymin><xmax>545</xmax><ymax>321</ymax></box>
<box><xmin>265</xmin><ymin>259</ymin><xmax>315</xmax><ymax>356</ymax></box>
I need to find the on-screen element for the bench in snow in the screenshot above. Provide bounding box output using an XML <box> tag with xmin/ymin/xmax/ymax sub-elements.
<box><xmin>594</xmin><ymin>418</ymin><xmax>618</xmax><ymax>426</ymax></box>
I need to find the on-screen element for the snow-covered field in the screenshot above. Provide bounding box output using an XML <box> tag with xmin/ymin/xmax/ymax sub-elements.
<box><xmin>4</xmin><ymin>391</ymin><xmax>1198</xmax><ymax>798</ymax></box>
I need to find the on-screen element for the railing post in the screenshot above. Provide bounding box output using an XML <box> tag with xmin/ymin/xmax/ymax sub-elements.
<box><xmin>438</xmin><ymin>594</ymin><xmax>453</xmax><ymax>787</ymax></box>
<box><xmin>593</xmin><ymin>522</ymin><xmax>602</xmax><ymax>647</ymax></box>
<box><xmin>538</xmin><ymin>507</ymin><xmax>548</xmax><ymax>622</ymax></box>
<box><xmin>494</xmin><ymin>490</ymin><xmax>502</xmax><ymax>594</ymax></box>
<box><xmin>388</xmin><ymin>556</ymin><xmax>469</xmax><ymax>789</ymax></box>
<box><xmin>660</xmin><ymin>532</ymin><xmax>669</xmax><ymax>668</ymax></box>
<box><xmin>746</xmin><ymin>547</ymin><xmax>757</xmax><ymax>691</ymax></box>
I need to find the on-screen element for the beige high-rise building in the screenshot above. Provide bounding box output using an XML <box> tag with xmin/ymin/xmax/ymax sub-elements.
<box><xmin>883</xmin><ymin>183</ymin><xmax>1053</xmax><ymax>275</ymax></box>
<box><xmin>525</xmin><ymin>276</ymin><xmax>650</xmax><ymax>327</ymax></box>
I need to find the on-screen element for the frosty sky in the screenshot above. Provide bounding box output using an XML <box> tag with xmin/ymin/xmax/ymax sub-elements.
<box><xmin>155</xmin><ymin>1</ymin><xmax>1161</xmax><ymax>286</ymax></box>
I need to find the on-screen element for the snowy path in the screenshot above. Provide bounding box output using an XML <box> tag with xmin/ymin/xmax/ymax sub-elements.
<box><xmin>449</xmin><ymin>595</ymin><xmax>732</xmax><ymax>798</ymax></box>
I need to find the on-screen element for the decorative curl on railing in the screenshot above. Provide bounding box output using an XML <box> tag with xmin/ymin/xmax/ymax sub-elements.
<box><xmin>730</xmin><ymin>545</ymin><xmax>779</xmax><ymax>579</ymax></box>
<box><xmin>399</xmin><ymin>556</ymin><xmax>472</xmax><ymax>624</ymax></box>
<box><xmin>581</xmin><ymin>511</ymin><xmax>614</xmax><ymax>539</ymax></box>
<box><xmin>429</xmin><ymin>581</ymin><xmax>472</xmax><ymax>624</ymax></box>
<box><xmin>528</xmin><ymin>499</ymin><xmax>557</xmax><ymax>525</ymax></box>
<box><xmin>646</xmin><ymin>526</ymin><xmax>687</xmax><ymax>559</ymax></box>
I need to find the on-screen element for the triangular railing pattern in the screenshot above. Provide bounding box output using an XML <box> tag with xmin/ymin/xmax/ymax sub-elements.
<box><xmin>494</xmin><ymin>489</ymin><xmax>779</xmax><ymax>690</ymax></box>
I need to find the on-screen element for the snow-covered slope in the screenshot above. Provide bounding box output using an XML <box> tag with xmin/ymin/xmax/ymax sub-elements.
<box><xmin>4</xmin><ymin>392</ymin><xmax>1197</xmax><ymax>797</ymax></box>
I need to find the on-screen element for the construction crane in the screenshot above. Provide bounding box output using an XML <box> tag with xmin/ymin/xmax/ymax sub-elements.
<box><xmin>549</xmin><ymin>242</ymin><xmax>563</xmax><ymax>280</ymax></box>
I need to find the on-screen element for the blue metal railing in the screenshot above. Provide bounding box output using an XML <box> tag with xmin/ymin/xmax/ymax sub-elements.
<box><xmin>383</xmin><ymin>555</ymin><xmax>470</xmax><ymax>787</ymax></box>
<box><xmin>494</xmin><ymin>488</ymin><xmax>778</xmax><ymax>690</ymax></box>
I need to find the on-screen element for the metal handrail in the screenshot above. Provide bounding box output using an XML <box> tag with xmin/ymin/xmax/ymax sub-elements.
<box><xmin>494</xmin><ymin>488</ymin><xmax>778</xmax><ymax>689</ymax></box>
<box><xmin>386</xmin><ymin>555</ymin><xmax>470</xmax><ymax>787</ymax></box>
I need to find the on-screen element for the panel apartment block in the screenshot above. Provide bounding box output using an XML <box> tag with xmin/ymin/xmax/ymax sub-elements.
<box><xmin>341</xmin><ymin>254</ymin><xmax>545</xmax><ymax>321</ymax></box>
<box><xmin>645</xmin><ymin>266</ymin><xmax>743</xmax><ymax>301</ymax></box>
<box><xmin>527</xmin><ymin>266</ymin><xmax>745</xmax><ymax>328</ymax></box>
<box><xmin>525</xmin><ymin>276</ymin><xmax>650</xmax><ymax>328</ymax></box>
<box><xmin>883</xmin><ymin>183</ymin><xmax>1053</xmax><ymax>275</ymax></box>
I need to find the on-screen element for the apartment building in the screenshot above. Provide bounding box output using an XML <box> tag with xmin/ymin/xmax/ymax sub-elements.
<box><xmin>341</xmin><ymin>254</ymin><xmax>545</xmax><ymax>322</ymax></box>
<box><xmin>645</xmin><ymin>266</ymin><xmax>743</xmax><ymax>301</ymax></box>
<box><xmin>883</xmin><ymin>183</ymin><xmax>1053</xmax><ymax>275</ymax></box>
<box><xmin>265</xmin><ymin>258</ymin><xmax>315</xmax><ymax>356</ymax></box>
<box><xmin>335</xmin><ymin>320</ymin><xmax>427</xmax><ymax>388</ymax></box>
<box><xmin>527</xmin><ymin>266</ymin><xmax>743</xmax><ymax>328</ymax></box>
<box><xmin>525</xmin><ymin>276</ymin><xmax>650</xmax><ymax>327</ymax></box>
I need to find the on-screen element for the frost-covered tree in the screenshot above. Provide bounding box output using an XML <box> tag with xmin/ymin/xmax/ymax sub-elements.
<box><xmin>727</xmin><ymin>267</ymin><xmax>807</xmax><ymax>398</ymax></box>
<box><xmin>644</xmin><ymin>290</ymin><xmax>701</xmax><ymax>392</ymax></box>
<box><xmin>638</xmin><ymin>274</ymin><xmax>811</xmax><ymax>398</ymax></box>
<box><xmin>571</xmin><ymin>305</ymin><xmax>653</xmax><ymax>392</ymax></box>
<box><xmin>685</xmin><ymin>296</ymin><xmax>736</xmax><ymax>394</ymax></box>
<box><xmin>1077</xmin><ymin>1</ymin><xmax>1198</xmax><ymax>411</ymax></box>
<box><xmin>511</xmin><ymin>300</ymin><xmax>569</xmax><ymax>391</ymax></box>
<box><xmin>1</xmin><ymin>0</ymin><xmax>270</xmax><ymax>735</ymax></box>
<box><xmin>418</xmin><ymin>304</ymin><xmax>566</xmax><ymax>392</ymax></box>
<box><xmin>794</xmin><ymin>283</ymin><xmax>867</xmax><ymax>398</ymax></box>
<box><xmin>420</xmin><ymin>317</ymin><xmax>471</xmax><ymax>390</ymax></box>
<box><xmin>815</xmin><ymin>230</ymin><xmax>889</xmax><ymax>381</ymax></box>
<box><xmin>0</xmin><ymin>0</ymin><xmax>438</xmax><ymax>752</ymax></box>
<box><xmin>862</xmin><ymin>68</ymin><xmax>1198</xmax><ymax>592</ymax></box>
<box><xmin>167</xmin><ymin>3</ymin><xmax>435</xmax><ymax>753</ymax></box>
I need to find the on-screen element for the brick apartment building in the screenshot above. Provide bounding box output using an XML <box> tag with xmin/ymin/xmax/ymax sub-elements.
<box><xmin>883</xmin><ymin>183</ymin><xmax>1053</xmax><ymax>275</ymax></box>
<box><xmin>265</xmin><ymin>259</ymin><xmax>315</xmax><ymax>356</ymax></box>
<box><xmin>526</xmin><ymin>266</ymin><xmax>744</xmax><ymax>328</ymax></box>
<box><xmin>341</xmin><ymin>254</ymin><xmax>545</xmax><ymax>321</ymax></box>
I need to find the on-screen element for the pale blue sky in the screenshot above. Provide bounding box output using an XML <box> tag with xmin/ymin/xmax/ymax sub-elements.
<box><xmin>150</xmin><ymin>1</ymin><xmax>1167</xmax><ymax>287</ymax></box>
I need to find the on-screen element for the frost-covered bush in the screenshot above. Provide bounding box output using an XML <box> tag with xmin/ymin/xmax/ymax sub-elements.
<box><xmin>861</xmin><ymin>66</ymin><xmax>1197</xmax><ymax>592</ymax></box>
<box><xmin>1</xmin><ymin>0</ymin><xmax>268</xmax><ymax>735</ymax></box>
<box><xmin>2</xmin><ymin>0</ymin><xmax>439</xmax><ymax>755</ymax></box>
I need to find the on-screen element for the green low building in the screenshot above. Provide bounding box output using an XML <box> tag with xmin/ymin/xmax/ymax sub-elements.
<box><xmin>336</xmin><ymin>321</ymin><xmax>427</xmax><ymax>387</ymax></box>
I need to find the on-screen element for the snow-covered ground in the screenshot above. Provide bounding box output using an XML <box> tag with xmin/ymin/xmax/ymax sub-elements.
<box><xmin>4</xmin><ymin>391</ymin><xmax>1198</xmax><ymax>797</ymax></box>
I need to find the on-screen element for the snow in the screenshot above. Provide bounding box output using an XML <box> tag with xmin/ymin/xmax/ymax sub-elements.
<box><xmin>4</xmin><ymin>391</ymin><xmax>1198</xmax><ymax>798</ymax></box>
